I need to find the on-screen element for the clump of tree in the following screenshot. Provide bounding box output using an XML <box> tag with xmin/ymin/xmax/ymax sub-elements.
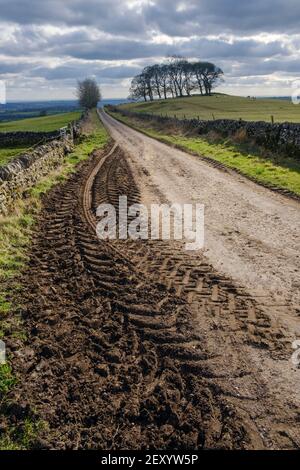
<box><xmin>129</xmin><ymin>56</ymin><xmax>223</xmax><ymax>102</ymax></box>
<box><xmin>76</xmin><ymin>78</ymin><xmax>101</xmax><ymax>109</ymax></box>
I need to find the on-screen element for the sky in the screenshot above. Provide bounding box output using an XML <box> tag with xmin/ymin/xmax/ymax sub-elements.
<box><xmin>0</xmin><ymin>0</ymin><xmax>299</xmax><ymax>101</ymax></box>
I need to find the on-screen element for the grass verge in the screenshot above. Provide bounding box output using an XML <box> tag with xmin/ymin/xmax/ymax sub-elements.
<box><xmin>109</xmin><ymin>110</ymin><xmax>300</xmax><ymax>197</ymax></box>
<box><xmin>0</xmin><ymin>109</ymin><xmax>109</xmax><ymax>449</ymax></box>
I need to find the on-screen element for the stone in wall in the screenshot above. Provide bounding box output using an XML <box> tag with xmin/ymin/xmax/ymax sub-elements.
<box><xmin>0</xmin><ymin>130</ymin><xmax>60</xmax><ymax>148</ymax></box>
<box><xmin>0</xmin><ymin>138</ymin><xmax>74</xmax><ymax>214</ymax></box>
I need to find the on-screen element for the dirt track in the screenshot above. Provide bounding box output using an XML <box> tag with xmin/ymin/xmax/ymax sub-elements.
<box><xmin>6</xmin><ymin>111</ymin><xmax>300</xmax><ymax>449</ymax></box>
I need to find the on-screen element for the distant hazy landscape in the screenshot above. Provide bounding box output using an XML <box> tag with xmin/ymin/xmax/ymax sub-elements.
<box><xmin>0</xmin><ymin>99</ymin><xmax>131</xmax><ymax>123</ymax></box>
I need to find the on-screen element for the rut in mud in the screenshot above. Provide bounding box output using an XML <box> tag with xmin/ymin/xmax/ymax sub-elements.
<box><xmin>5</xmin><ymin>139</ymin><xmax>299</xmax><ymax>449</ymax></box>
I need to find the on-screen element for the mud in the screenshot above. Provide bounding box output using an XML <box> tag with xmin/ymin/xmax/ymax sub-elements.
<box><xmin>3</xmin><ymin>119</ymin><xmax>300</xmax><ymax>449</ymax></box>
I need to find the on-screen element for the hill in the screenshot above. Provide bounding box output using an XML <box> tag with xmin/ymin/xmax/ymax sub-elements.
<box><xmin>120</xmin><ymin>94</ymin><xmax>300</xmax><ymax>123</ymax></box>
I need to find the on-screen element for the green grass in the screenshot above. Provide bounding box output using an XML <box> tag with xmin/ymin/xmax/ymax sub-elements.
<box><xmin>0</xmin><ymin>111</ymin><xmax>81</xmax><ymax>132</ymax></box>
<box><xmin>121</xmin><ymin>94</ymin><xmax>300</xmax><ymax>123</ymax></box>
<box><xmin>0</xmin><ymin>293</ymin><xmax>11</xmax><ymax>316</ymax></box>
<box><xmin>0</xmin><ymin>109</ymin><xmax>108</xmax><ymax>449</ymax></box>
<box><xmin>0</xmin><ymin>418</ymin><xmax>47</xmax><ymax>450</ymax></box>
<box><xmin>110</xmin><ymin>110</ymin><xmax>300</xmax><ymax>196</ymax></box>
<box><xmin>0</xmin><ymin>364</ymin><xmax>16</xmax><ymax>395</ymax></box>
<box><xmin>0</xmin><ymin>147</ymin><xmax>30</xmax><ymax>167</ymax></box>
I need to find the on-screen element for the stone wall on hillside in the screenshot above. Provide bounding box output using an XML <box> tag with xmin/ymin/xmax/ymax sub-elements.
<box><xmin>0</xmin><ymin>120</ymin><xmax>82</xmax><ymax>214</ymax></box>
<box><xmin>108</xmin><ymin>106</ymin><xmax>300</xmax><ymax>159</ymax></box>
<box><xmin>0</xmin><ymin>130</ymin><xmax>61</xmax><ymax>148</ymax></box>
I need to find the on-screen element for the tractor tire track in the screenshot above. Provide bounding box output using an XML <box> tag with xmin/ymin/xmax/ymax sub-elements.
<box><xmin>5</xmin><ymin>129</ymin><xmax>299</xmax><ymax>449</ymax></box>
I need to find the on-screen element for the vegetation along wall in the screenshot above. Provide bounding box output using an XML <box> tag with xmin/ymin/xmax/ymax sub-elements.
<box><xmin>110</xmin><ymin>106</ymin><xmax>300</xmax><ymax>159</ymax></box>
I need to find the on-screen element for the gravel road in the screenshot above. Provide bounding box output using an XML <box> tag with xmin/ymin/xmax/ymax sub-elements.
<box><xmin>101</xmin><ymin>110</ymin><xmax>300</xmax><ymax>334</ymax></box>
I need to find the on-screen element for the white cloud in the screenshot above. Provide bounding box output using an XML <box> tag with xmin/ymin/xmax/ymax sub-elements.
<box><xmin>0</xmin><ymin>0</ymin><xmax>299</xmax><ymax>99</ymax></box>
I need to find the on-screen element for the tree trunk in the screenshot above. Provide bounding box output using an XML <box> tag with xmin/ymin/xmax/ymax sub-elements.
<box><xmin>163</xmin><ymin>84</ymin><xmax>167</xmax><ymax>99</ymax></box>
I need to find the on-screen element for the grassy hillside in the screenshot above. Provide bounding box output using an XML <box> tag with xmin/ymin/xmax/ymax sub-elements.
<box><xmin>0</xmin><ymin>111</ymin><xmax>81</xmax><ymax>132</ymax></box>
<box><xmin>121</xmin><ymin>94</ymin><xmax>300</xmax><ymax>123</ymax></box>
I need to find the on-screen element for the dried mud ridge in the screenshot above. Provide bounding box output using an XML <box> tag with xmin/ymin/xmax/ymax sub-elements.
<box><xmin>4</xmin><ymin>143</ymin><xmax>299</xmax><ymax>450</ymax></box>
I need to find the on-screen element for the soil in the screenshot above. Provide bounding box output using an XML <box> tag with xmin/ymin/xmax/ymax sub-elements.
<box><xmin>3</xmin><ymin>111</ymin><xmax>300</xmax><ymax>450</ymax></box>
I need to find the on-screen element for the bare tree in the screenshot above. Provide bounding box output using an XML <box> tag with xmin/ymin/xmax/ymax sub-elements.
<box><xmin>129</xmin><ymin>57</ymin><xmax>224</xmax><ymax>101</ymax></box>
<box><xmin>204</xmin><ymin>64</ymin><xmax>224</xmax><ymax>95</ymax></box>
<box><xmin>193</xmin><ymin>62</ymin><xmax>223</xmax><ymax>95</ymax></box>
<box><xmin>182</xmin><ymin>62</ymin><xmax>195</xmax><ymax>96</ymax></box>
<box><xmin>143</xmin><ymin>66</ymin><xmax>154</xmax><ymax>101</ymax></box>
<box><xmin>76</xmin><ymin>78</ymin><xmax>101</xmax><ymax>109</ymax></box>
<box><xmin>159</xmin><ymin>64</ymin><xmax>169</xmax><ymax>99</ymax></box>
<box><xmin>129</xmin><ymin>74</ymin><xmax>148</xmax><ymax>101</ymax></box>
<box><xmin>169</xmin><ymin>56</ymin><xmax>189</xmax><ymax>97</ymax></box>
<box><xmin>147</xmin><ymin>64</ymin><xmax>160</xmax><ymax>100</ymax></box>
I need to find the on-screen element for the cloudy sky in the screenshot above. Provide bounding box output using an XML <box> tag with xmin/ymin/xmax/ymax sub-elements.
<box><xmin>0</xmin><ymin>0</ymin><xmax>299</xmax><ymax>101</ymax></box>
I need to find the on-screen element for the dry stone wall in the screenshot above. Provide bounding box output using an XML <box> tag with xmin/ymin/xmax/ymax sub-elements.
<box><xmin>109</xmin><ymin>106</ymin><xmax>300</xmax><ymax>159</ymax></box>
<box><xmin>0</xmin><ymin>121</ymin><xmax>81</xmax><ymax>214</ymax></box>
<box><xmin>0</xmin><ymin>131</ymin><xmax>60</xmax><ymax>148</ymax></box>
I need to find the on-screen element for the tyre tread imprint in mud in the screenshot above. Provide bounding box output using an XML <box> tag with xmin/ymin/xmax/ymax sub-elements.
<box><xmin>5</xmin><ymin>143</ymin><xmax>299</xmax><ymax>450</ymax></box>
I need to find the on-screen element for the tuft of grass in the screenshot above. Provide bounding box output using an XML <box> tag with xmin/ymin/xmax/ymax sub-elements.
<box><xmin>0</xmin><ymin>293</ymin><xmax>11</xmax><ymax>316</ymax></box>
<box><xmin>0</xmin><ymin>435</ymin><xmax>21</xmax><ymax>450</ymax></box>
<box><xmin>0</xmin><ymin>212</ymin><xmax>33</xmax><ymax>280</ymax></box>
<box><xmin>0</xmin><ymin>364</ymin><xmax>17</xmax><ymax>395</ymax></box>
<box><xmin>0</xmin><ymin>418</ymin><xmax>47</xmax><ymax>450</ymax></box>
<box><xmin>110</xmin><ymin>110</ymin><xmax>300</xmax><ymax>196</ymax></box>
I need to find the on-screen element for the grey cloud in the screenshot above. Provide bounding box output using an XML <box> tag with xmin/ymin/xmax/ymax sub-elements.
<box><xmin>0</xmin><ymin>0</ymin><xmax>147</xmax><ymax>35</ymax></box>
<box><xmin>30</xmin><ymin>63</ymin><xmax>141</xmax><ymax>81</ymax></box>
<box><xmin>229</xmin><ymin>58</ymin><xmax>300</xmax><ymax>77</ymax></box>
<box><xmin>2</xmin><ymin>25</ymin><xmax>287</xmax><ymax>63</ymax></box>
<box><xmin>0</xmin><ymin>0</ymin><xmax>299</xmax><ymax>98</ymax></box>
<box><xmin>144</xmin><ymin>0</ymin><xmax>300</xmax><ymax>36</ymax></box>
<box><xmin>180</xmin><ymin>38</ymin><xmax>286</xmax><ymax>61</ymax></box>
<box><xmin>1</xmin><ymin>0</ymin><xmax>299</xmax><ymax>36</ymax></box>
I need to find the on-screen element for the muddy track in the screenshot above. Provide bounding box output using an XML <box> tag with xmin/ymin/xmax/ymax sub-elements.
<box><xmin>91</xmin><ymin>148</ymin><xmax>286</xmax><ymax>352</ymax></box>
<box><xmin>5</xmin><ymin>138</ymin><xmax>299</xmax><ymax>449</ymax></box>
<box><xmin>90</xmin><ymin>143</ymin><xmax>300</xmax><ymax>449</ymax></box>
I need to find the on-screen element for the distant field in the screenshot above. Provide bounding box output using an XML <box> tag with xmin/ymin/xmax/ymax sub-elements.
<box><xmin>120</xmin><ymin>94</ymin><xmax>300</xmax><ymax>123</ymax></box>
<box><xmin>0</xmin><ymin>111</ymin><xmax>81</xmax><ymax>132</ymax></box>
<box><xmin>0</xmin><ymin>111</ymin><xmax>81</xmax><ymax>167</ymax></box>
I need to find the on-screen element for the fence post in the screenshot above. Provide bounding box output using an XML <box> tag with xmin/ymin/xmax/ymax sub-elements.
<box><xmin>271</xmin><ymin>115</ymin><xmax>274</xmax><ymax>124</ymax></box>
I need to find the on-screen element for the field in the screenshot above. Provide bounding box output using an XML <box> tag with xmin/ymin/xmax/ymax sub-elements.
<box><xmin>0</xmin><ymin>111</ymin><xmax>81</xmax><ymax>132</ymax></box>
<box><xmin>121</xmin><ymin>94</ymin><xmax>300</xmax><ymax>123</ymax></box>
<box><xmin>0</xmin><ymin>111</ymin><xmax>82</xmax><ymax>167</ymax></box>
<box><xmin>0</xmin><ymin>100</ymin><xmax>81</xmax><ymax>123</ymax></box>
